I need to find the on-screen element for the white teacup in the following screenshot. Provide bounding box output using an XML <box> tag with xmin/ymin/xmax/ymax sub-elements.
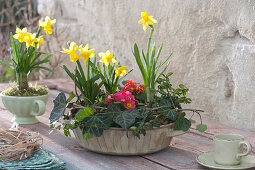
<box><xmin>213</xmin><ymin>134</ymin><xmax>252</xmax><ymax>165</ymax></box>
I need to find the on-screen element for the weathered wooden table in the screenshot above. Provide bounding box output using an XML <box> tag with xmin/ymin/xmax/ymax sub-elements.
<box><xmin>0</xmin><ymin>79</ymin><xmax>254</xmax><ymax>170</ymax></box>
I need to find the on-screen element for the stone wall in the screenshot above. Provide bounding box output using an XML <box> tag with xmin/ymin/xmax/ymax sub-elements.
<box><xmin>38</xmin><ymin>0</ymin><xmax>255</xmax><ymax>131</ymax></box>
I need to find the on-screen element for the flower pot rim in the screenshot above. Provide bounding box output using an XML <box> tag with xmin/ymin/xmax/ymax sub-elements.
<box><xmin>0</xmin><ymin>92</ymin><xmax>49</xmax><ymax>98</ymax></box>
<box><xmin>105</xmin><ymin>122</ymin><xmax>175</xmax><ymax>131</ymax></box>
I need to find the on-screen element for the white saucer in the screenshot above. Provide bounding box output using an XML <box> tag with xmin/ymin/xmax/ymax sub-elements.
<box><xmin>197</xmin><ymin>151</ymin><xmax>255</xmax><ymax>170</ymax></box>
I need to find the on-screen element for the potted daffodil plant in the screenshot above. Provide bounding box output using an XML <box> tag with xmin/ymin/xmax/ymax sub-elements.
<box><xmin>49</xmin><ymin>12</ymin><xmax>207</xmax><ymax>155</ymax></box>
<box><xmin>0</xmin><ymin>16</ymin><xmax>56</xmax><ymax>124</ymax></box>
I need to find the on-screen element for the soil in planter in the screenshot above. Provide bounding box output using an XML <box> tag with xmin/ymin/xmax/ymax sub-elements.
<box><xmin>2</xmin><ymin>84</ymin><xmax>48</xmax><ymax>96</ymax></box>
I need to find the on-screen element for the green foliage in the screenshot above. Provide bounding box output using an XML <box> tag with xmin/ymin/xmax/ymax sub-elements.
<box><xmin>113</xmin><ymin>109</ymin><xmax>139</xmax><ymax>130</ymax></box>
<box><xmin>158</xmin><ymin>98</ymin><xmax>178</xmax><ymax>121</ymax></box>
<box><xmin>81</xmin><ymin>113</ymin><xmax>112</xmax><ymax>138</ymax></box>
<box><xmin>75</xmin><ymin>107</ymin><xmax>93</xmax><ymax>122</ymax></box>
<box><xmin>0</xmin><ymin>29</ymin><xmax>52</xmax><ymax>94</ymax></box>
<box><xmin>49</xmin><ymin>19</ymin><xmax>207</xmax><ymax>140</ymax></box>
<box><xmin>62</xmin><ymin>59</ymin><xmax>103</xmax><ymax>105</ymax></box>
<box><xmin>196</xmin><ymin>124</ymin><xmax>207</xmax><ymax>133</ymax></box>
<box><xmin>49</xmin><ymin>92</ymin><xmax>66</xmax><ymax>124</ymax></box>
<box><xmin>157</xmin><ymin>73</ymin><xmax>192</xmax><ymax>107</ymax></box>
<box><xmin>91</xmin><ymin>60</ymin><xmax>131</xmax><ymax>94</ymax></box>
<box><xmin>132</xmin><ymin>25</ymin><xmax>171</xmax><ymax>104</ymax></box>
<box><xmin>106</xmin><ymin>103</ymin><xmax>121</xmax><ymax>115</ymax></box>
<box><xmin>173</xmin><ymin>112</ymin><xmax>191</xmax><ymax>131</ymax></box>
<box><xmin>66</xmin><ymin>91</ymin><xmax>75</xmax><ymax>103</ymax></box>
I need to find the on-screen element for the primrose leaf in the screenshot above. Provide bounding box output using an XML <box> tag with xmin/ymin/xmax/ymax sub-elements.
<box><xmin>82</xmin><ymin>114</ymin><xmax>112</xmax><ymax>137</ymax></box>
<box><xmin>75</xmin><ymin>107</ymin><xmax>93</xmax><ymax>122</ymax></box>
<box><xmin>49</xmin><ymin>92</ymin><xmax>66</xmax><ymax>124</ymax></box>
<box><xmin>196</xmin><ymin>124</ymin><xmax>207</xmax><ymax>133</ymax></box>
<box><xmin>174</xmin><ymin>112</ymin><xmax>191</xmax><ymax>131</ymax></box>
<box><xmin>114</xmin><ymin>109</ymin><xmax>139</xmax><ymax>130</ymax></box>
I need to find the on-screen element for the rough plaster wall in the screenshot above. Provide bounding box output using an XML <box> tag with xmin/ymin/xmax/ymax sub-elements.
<box><xmin>38</xmin><ymin>0</ymin><xmax>255</xmax><ymax>131</ymax></box>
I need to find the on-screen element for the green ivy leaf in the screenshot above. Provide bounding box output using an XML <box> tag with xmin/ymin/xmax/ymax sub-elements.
<box><xmin>114</xmin><ymin>109</ymin><xmax>139</xmax><ymax>130</ymax></box>
<box><xmin>174</xmin><ymin>112</ymin><xmax>191</xmax><ymax>131</ymax></box>
<box><xmin>75</xmin><ymin>107</ymin><xmax>93</xmax><ymax>122</ymax></box>
<box><xmin>106</xmin><ymin>103</ymin><xmax>121</xmax><ymax>116</ymax></box>
<box><xmin>159</xmin><ymin>98</ymin><xmax>173</xmax><ymax>107</ymax></box>
<box><xmin>158</xmin><ymin>98</ymin><xmax>177</xmax><ymax>121</ymax></box>
<box><xmin>136</xmin><ymin>108</ymin><xmax>149</xmax><ymax>128</ymax></box>
<box><xmin>196</xmin><ymin>124</ymin><xmax>207</xmax><ymax>133</ymax></box>
<box><xmin>49</xmin><ymin>92</ymin><xmax>66</xmax><ymax>124</ymax></box>
<box><xmin>82</xmin><ymin>114</ymin><xmax>112</xmax><ymax>137</ymax></box>
<box><xmin>137</xmin><ymin>108</ymin><xmax>148</xmax><ymax>119</ymax></box>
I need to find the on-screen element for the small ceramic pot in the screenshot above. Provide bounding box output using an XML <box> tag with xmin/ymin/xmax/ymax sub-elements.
<box><xmin>72</xmin><ymin>123</ymin><xmax>185</xmax><ymax>155</ymax></box>
<box><xmin>0</xmin><ymin>92</ymin><xmax>49</xmax><ymax>124</ymax></box>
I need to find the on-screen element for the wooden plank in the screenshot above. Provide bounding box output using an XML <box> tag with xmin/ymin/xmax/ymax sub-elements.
<box><xmin>141</xmin><ymin>147</ymin><xmax>207</xmax><ymax>170</ymax></box>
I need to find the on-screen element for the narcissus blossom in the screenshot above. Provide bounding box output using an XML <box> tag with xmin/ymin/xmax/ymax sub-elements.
<box><xmin>138</xmin><ymin>12</ymin><xmax>157</xmax><ymax>31</ymax></box>
<box><xmin>13</xmin><ymin>27</ymin><xmax>28</xmax><ymax>42</ymax></box>
<box><xmin>23</xmin><ymin>33</ymin><xmax>38</xmax><ymax>48</ymax></box>
<box><xmin>115</xmin><ymin>66</ymin><xmax>128</xmax><ymax>78</ymax></box>
<box><xmin>79</xmin><ymin>44</ymin><xmax>95</xmax><ymax>63</ymax></box>
<box><xmin>99</xmin><ymin>50</ymin><xmax>116</xmax><ymax>66</ymax></box>
<box><xmin>61</xmin><ymin>42</ymin><xmax>79</xmax><ymax>62</ymax></box>
<box><xmin>36</xmin><ymin>36</ymin><xmax>44</xmax><ymax>48</ymax></box>
<box><xmin>39</xmin><ymin>16</ymin><xmax>56</xmax><ymax>34</ymax></box>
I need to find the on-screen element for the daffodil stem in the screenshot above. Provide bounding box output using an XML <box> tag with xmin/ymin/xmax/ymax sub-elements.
<box><xmin>146</xmin><ymin>26</ymin><xmax>154</xmax><ymax>65</ymax></box>
<box><xmin>145</xmin><ymin>26</ymin><xmax>154</xmax><ymax>106</ymax></box>
<box><xmin>87</xmin><ymin>58</ymin><xmax>90</xmax><ymax>79</ymax></box>
<box><xmin>16</xmin><ymin>72</ymin><xmax>29</xmax><ymax>93</ymax></box>
<box><xmin>36</xmin><ymin>26</ymin><xmax>41</xmax><ymax>38</ymax></box>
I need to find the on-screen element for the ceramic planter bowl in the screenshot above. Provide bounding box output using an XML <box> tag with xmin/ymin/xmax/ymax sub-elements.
<box><xmin>73</xmin><ymin>123</ymin><xmax>185</xmax><ymax>155</ymax></box>
<box><xmin>0</xmin><ymin>92</ymin><xmax>49</xmax><ymax>124</ymax></box>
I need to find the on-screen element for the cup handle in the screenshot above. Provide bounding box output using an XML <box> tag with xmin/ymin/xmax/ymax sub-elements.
<box><xmin>236</xmin><ymin>141</ymin><xmax>252</xmax><ymax>160</ymax></box>
<box><xmin>30</xmin><ymin>100</ymin><xmax>45</xmax><ymax>116</ymax></box>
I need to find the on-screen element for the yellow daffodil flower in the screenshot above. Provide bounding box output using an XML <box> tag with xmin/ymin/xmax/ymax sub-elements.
<box><xmin>36</xmin><ymin>36</ymin><xmax>44</xmax><ymax>48</ymax></box>
<box><xmin>79</xmin><ymin>44</ymin><xmax>95</xmax><ymax>63</ymax></box>
<box><xmin>23</xmin><ymin>33</ymin><xmax>38</xmax><ymax>48</ymax></box>
<box><xmin>39</xmin><ymin>16</ymin><xmax>56</xmax><ymax>34</ymax></box>
<box><xmin>61</xmin><ymin>41</ymin><xmax>79</xmax><ymax>62</ymax></box>
<box><xmin>115</xmin><ymin>66</ymin><xmax>128</xmax><ymax>77</ymax></box>
<box><xmin>138</xmin><ymin>12</ymin><xmax>157</xmax><ymax>31</ymax></box>
<box><xmin>37</xmin><ymin>36</ymin><xmax>44</xmax><ymax>44</ymax></box>
<box><xmin>99</xmin><ymin>50</ymin><xmax>116</xmax><ymax>66</ymax></box>
<box><xmin>13</xmin><ymin>27</ymin><xmax>28</xmax><ymax>42</ymax></box>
